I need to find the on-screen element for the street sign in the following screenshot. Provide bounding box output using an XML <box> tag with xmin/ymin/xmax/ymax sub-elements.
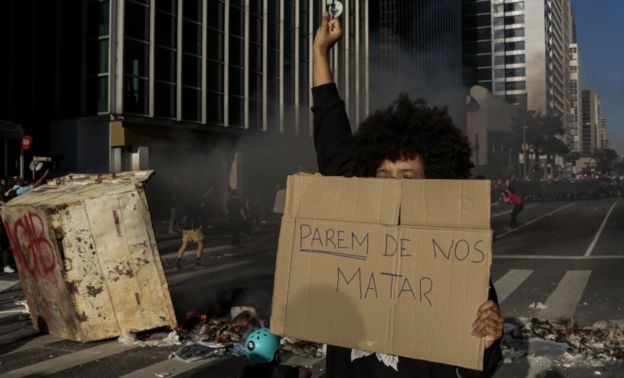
<box><xmin>21</xmin><ymin>135</ymin><xmax>33</xmax><ymax>151</ymax></box>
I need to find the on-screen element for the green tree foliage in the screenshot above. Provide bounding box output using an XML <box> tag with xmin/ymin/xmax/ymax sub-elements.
<box><xmin>592</xmin><ymin>148</ymin><xmax>619</xmax><ymax>174</ymax></box>
<box><xmin>512</xmin><ymin>110</ymin><xmax>569</xmax><ymax>177</ymax></box>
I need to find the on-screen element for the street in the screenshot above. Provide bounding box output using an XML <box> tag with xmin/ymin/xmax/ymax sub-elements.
<box><xmin>0</xmin><ymin>198</ymin><xmax>623</xmax><ymax>377</ymax></box>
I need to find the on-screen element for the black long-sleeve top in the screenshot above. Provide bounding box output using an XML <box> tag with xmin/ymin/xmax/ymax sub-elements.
<box><xmin>311</xmin><ymin>83</ymin><xmax>502</xmax><ymax>378</ymax></box>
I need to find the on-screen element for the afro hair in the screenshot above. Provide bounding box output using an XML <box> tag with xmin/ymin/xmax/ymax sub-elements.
<box><xmin>352</xmin><ymin>93</ymin><xmax>474</xmax><ymax>179</ymax></box>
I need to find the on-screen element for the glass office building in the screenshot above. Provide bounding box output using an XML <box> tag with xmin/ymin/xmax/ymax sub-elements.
<box><xmin>0</xmin><ymin>0</ymin><xmax>371</xmax><ymax>177</ymax></box>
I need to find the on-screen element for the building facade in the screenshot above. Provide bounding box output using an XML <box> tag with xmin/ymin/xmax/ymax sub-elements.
<box><xmin>568</xmin><ymin>42</ymin><xmax>581</xmax><ymax>153</ymax></box>
<box><xmin>581</xmin><ymin>89</ymin><xmax>600</xmax><ymax>155</ymax></box>
<box><xmin>0</xmin><ymin>0</ymin><xmax>373</xmax><ymax>214</ymax></box>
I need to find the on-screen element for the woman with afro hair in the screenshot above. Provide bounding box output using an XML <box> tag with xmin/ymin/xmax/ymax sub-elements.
<box><xmin>311</xmin><ymin>10</ymin><xmax>503</xmax><ymax>378</ymax></box>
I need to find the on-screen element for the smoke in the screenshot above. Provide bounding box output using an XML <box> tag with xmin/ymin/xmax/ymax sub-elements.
<box><xmin>366</xmin><ymin>0</ymin><xmax>468</xmax><ymax>131</ymax></box>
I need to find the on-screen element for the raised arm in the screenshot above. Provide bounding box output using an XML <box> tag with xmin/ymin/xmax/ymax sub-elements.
<box><xmin>312</xmin><ymin>10</ymin><xmax>355</xmax><ymax>176</ymax></box>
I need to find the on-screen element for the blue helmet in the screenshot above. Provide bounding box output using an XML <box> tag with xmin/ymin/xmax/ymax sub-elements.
<box><xmin>244</xmin><ymin>328</ymin><xmax>281</xmax><ymax>363</ymax></box>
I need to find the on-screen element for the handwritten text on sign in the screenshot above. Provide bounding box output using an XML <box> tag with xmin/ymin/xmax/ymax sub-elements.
<box><xmin>297</xmin><ymin>223</ymin><xmax>488</xmax><ymax>306</ymax></box>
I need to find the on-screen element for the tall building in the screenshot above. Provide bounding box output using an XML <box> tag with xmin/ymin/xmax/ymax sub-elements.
<box><xmin>369</xmin><ymin>0</ymin><xmax>465</xmax><ymax>129</ymax></box>
<box><xmin>462</xmin><ymin>0</ymin><xmax>493</xmax><ymax>91</ymax></box>
<box><xmin>463</xmin><ymin>0</ymin><xmax>574</xmax><ymax>113</ymax></box>
<box><xmin>581</xmin><ymin>89</ymin><xmax>601</xmax><ymax>155</ymax></box>
<box><xmin>568</xmin><ymin>42</ymin><xmax>581</xmax><ymax>153</ymax></box>
<box><xmin>0</xmin><ymin>0</ymin><xmax>373</xmax><ymax>211</ymax></box>
<box><xmin>599</xmin><ymin>117</ymin><xmax>608</xmax><ymax>149</ymax></box>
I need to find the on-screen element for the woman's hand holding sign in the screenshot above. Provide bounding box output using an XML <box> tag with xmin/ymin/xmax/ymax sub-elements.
<box><xmin>472</xmin><ymin>300</ymin><xmax>504</xmax><ymax>349</ymax></box>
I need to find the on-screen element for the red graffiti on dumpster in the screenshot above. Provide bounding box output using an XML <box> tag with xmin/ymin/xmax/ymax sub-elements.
<box><xmin>4</xmin><ymin>212</ymin><xmax>56</xmax><ymax>277</ymax></box>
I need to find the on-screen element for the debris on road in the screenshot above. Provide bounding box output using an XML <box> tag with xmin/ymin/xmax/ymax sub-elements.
<box><xmin>502</xmin><ymin>318</ymin><xmax>624</xmax><ymax>368</ymax></box>
<box><xmin>118</xmin><ymin>330</ymin><xmax>181</xmax><ymax>347</ymax></box>
<box><xmin>528</xmin><ymin>302</ymin><xmax>549</xmax><ymax>310</ymax></box>
<box><xmin>167</xmin><ymin>306</ymin><xmax>325</xmax><ymax>363</ymax></box>
<box><xmin>169</xmin><ymin>343</ymin><xmax>226</xmax><ymax>362</ymax></box>
<box><xmin>154</xmin><ymin>373</ymin><xmax>171</xmax><ymax>377</ymax></box>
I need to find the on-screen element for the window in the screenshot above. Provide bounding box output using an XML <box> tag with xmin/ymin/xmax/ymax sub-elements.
<box><xmin>154</xmin><ymin>82</ymin><xmax>176</xmax><ymax>117</ymax></box>
<box><xmin>505</xmin><ymin>28</ymin><xmax>524</xmax><ymax>38</ymax></box>
<box><xmin>494</xmin><ymin>17</ymin><xmax>504</xmax><ymax>26</ymax></box>
<box><xmin>155</xmin><ymin>47</ymin><xmax>176</xmax><ymax>82</ymax></box>
<box><xmin>505</xmin><ymin>15</ymin><xmax>524</xmax><ymax>25</ymax></box>
<box><xmin>156</xmin><ymin>11</ymin><xmax>177</xmax><ymax>47</ymax></box>
<box><xmin>506</xmin><ymin>67</ymin><xmax>526</xmax><ymax>77</ymax></box>
<box><xmin>506</xmin><ymin>41</ymin><xmax>525</xmax><ymax>51</ymax></box>
<box><xmin>494</xmin><ymin>82</ymin><xmax>505</xmax><ymax>91</ymax></box>
<box><xmin>506</xmin><ymin>54</ymin><xmax>525</xmax><ymax>64</ymax></box>
<box><xmin>124</xmin><ymin>39</ymin><xmax>149</xmax><ymax>77</ymax></box>
<box><xmin>495</xmin><ymin>43</ymin><xmax>504</xmax><ymax>52</ymax></box>
<box><xmin>494</xmin><ymin>69</ymin><xmax>505</xmax><ymax>78</ymax></box>
<box><xmin>506</xmin><ymin>81</ymin><xmax>526</xmax><ymax>90</ymax></box>
<box><xmin>504</xmin><ymin>2</ymin><xmax>524</xmax><ymax>12</ymax></box>
<box><xmin>125</xmin><ymin>1</ymin><xmax>149</xmax><ymax>40</ymax></box>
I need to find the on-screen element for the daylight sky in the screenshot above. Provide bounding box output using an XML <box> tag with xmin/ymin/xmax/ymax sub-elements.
<box><xmin>571</xmin><ymin>0</ymin><xmax>624</xmax><ymax>154</ymax></box>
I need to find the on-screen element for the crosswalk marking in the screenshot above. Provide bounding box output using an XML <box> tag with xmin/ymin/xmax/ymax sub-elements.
<box><xmin>2</xmin><ymin>341</ymin><xmax>137</xmax><ymax>377</ymax></box>
<box><xmin>493</xmin><ymin>269</ymin><xmax>533</xmax><ymax>303</ymax></box>
<box><xmin>5</xmin><ymin>334</ymin><xmax>62</xmax><ymax>355</ymax></box>
<box><xmin>119</xmin><ymin>356</ymin><xmax>223</xmax><ymax>378</ymax></box>
<box><xmin>494</xmin><ymin>254</ymin><xmax>624</xmax><ymax>260</ymax></box>
<box><xmin>538</xmin><ymin>270</ymin><xmax>592</xmax><ymax>321</ymax></box>
<box><xmin>584</xmin><ymin>201</ymin><xmax>618</xmax><ymax>256</ymax></box>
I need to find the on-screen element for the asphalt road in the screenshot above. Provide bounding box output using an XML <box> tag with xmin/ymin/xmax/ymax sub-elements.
<box><xmin>0</xmin><ymin>198</ymin><xmax>623</xmax><ymax>377</ymax></box>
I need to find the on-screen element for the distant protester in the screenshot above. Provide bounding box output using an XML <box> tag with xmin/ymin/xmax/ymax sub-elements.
<box><xmin>504</xmin><ymin>187</ymin><xmax>524</xmax><ymax>230</ymax></box>
<box><xmin>227</xmin><ymin>189</ymin><xmax>246</xmax><ymax>247</ymax></box>
<box><xmin>175</xmin><ymin>198</ymin><xmax>205</xmax><ymax>269</ymax></box>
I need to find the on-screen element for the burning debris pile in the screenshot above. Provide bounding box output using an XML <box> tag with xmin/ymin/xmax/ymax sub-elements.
<box><xmin>121</xmin><ymin>306</ymin><xmax>325</xmax><ymax>363</ymax></box>
<box><xmin>502</xmin><ymin>318</ymin><xmax>624</xmax><ymax>368</ymax></box>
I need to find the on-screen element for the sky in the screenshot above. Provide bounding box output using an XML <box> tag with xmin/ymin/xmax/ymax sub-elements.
<box><xmin>572</xmin><ymin>0</ymin><xmax>624</xmax><ymax>154</ymax></box>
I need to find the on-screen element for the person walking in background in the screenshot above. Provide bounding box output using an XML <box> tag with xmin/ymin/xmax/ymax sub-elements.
<box><xmin>504</xmin><ymin>187</ymin><xmax>524</xmax><ymax>231</ymax></box>
<box><xmin>168</xmin><ymin>176</ymin><xmax>181</xmax><ymax>235</ymax></box>
<box><xmin>227</xmin><ymin>189</ymin><xmax>246</xmax><ymax>247</ymax></box>
<box><xmin>272</xmin><ymin>182</ymin><xmax>286</xmax><ymax>223</ymax></box>
<box><xmin>0</xmin><ymin>209</ymin><xmax>15</xmax><ymax>274</ymax></box>
<box><xmin>175</xmin><ymin>198</ymin><xmax>204</xmax><ymax>269</ymax></box>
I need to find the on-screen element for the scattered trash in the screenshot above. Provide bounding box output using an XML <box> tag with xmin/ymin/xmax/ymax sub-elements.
<box><xmin>594</xmin><ymin>371</ymin><xmax>602</xmax><ymax>375</ymax></box>
<box><xmin>118</xmin><ymin>331</ymin><xmax>139</xmax><ymax>345</ymax></box>
<box><xmin>154</xmin><ymin>373</ymin><xmax>171</xmax><ymax>378</ymax></box>
<box><xmin>501</xmin><ymin>318</ymin><xmax>624</xmax><ymax>368</ymax></box>
<box><xmin>528</xmin><ymin>302</ymin><xmax>549</xmax><ymax>310</ymax></box>
<box><xmin>169</xmin><ymin>343</ymin><xmax>226</xmax><ymax>362</ymax></box>
<box><xmin>230</xmin><ymin>306</ymin><xmax>257</xmax><ymax>319</ymax></box>
<box><xmin>118</xmin><ymin>330</ymin><xmax>181</xmax><ymax>347</ymax></box>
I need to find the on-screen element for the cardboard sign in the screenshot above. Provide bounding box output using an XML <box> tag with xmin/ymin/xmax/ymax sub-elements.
<box><xmin>271</xmin><ymin>175</ymin><xmax>492</xmax><ymax>370</ymax></box>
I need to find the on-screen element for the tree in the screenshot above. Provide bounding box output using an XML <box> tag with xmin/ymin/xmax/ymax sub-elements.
<box><xmin>592</xmin><ymin>148</ymin><xmax>619</xmax><ymax>174</ymax></box>
<box><xmin>512</xmin><ymin>110</ymin><xmax>568</xmax><ymax>178</ymax></box>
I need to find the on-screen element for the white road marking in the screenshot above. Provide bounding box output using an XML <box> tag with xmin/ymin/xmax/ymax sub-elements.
<box><xmin>493</xmin><ymin>269</ymin><xmax>533</xmax><ymax>303</ymax></box>
<box><xmin>584</xmin><ymin>201</ymin><xmax>618</xmax><ymax>256</ymax></box>
<box><xmin>2</xmin><ymin>342</ymin><xmax>137</xmax><ymax>377</ymax></box>
<box><xmin>6</xmin><ymin>334</ymin><xmax>63</xmax><ymax>355</ymax></box>
<box><xmin>495</xmin><ymin>202</ymin><xmax>576</xmax><ymax>240</ymax></box>
<box><xmin>491</xmin><ymin>204</ymin><xmax>536</xmax><ymax>218</ymax></box>
<box><xmin>538</xmin><ymin>270</ymin><xmax>591</xmax><ymax>321</ymax></box>
<box><xmin>0</xmin><ymin>279</ymin><xmax>19</xmax><ymax>292</ymax></box>
<box><xmin>119</xmin><ymin>356</ymin><xmax>222</xmax><ymax>378</ymax></box>
<box><xmin>494</xmin><ymin>254</ymin><xmax>624</xmax><ymax>260</ymax></box>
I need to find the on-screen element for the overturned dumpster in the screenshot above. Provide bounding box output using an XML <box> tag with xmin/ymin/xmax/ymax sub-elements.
<box><xmin>0</xmin><ymin>171</ymin><xmax>177</xmax><ymax>341</ymax></box>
